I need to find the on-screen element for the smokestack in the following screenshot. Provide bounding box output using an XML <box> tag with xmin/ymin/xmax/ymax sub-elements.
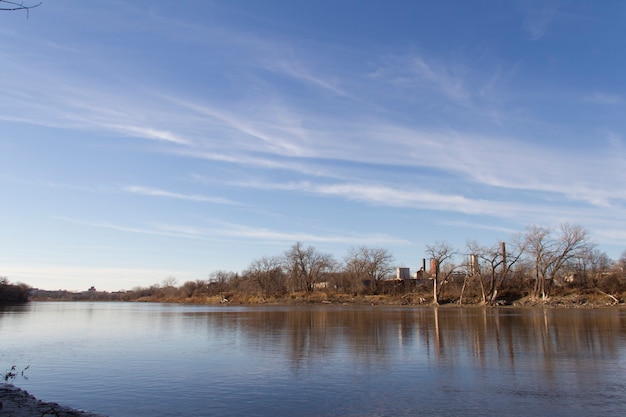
<box><xmin>470</xmin><ymin>254</ymin><xmax>479</xmax><ymax>275</ymax></box>
<box><xmin>430</xmin><ymin>259</ymin><xmax>439</xmax><ymax>274</ymax></box>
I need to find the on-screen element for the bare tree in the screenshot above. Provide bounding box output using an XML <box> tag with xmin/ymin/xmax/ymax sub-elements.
<box><xmin>619</xmin><ymin>250</ymin><xmax>626</xmax><ymax>270</ymax></box>
<box><xmin>425</xmin><ymin>241</ymin><xmax>457</xmax><ymax>305</ymax></box>
<box><xmin>283</xmin><ymin>242</ymin><xmax>335</xmax><ymax>292</ymax></box>
<box><xmin>525</xmin><ymin>223</ymin><xmax>593</xmax><ymax>300</ymax></box>
<box><xmin>0</xmin><ymin>1</ymin><xmax>42</xmax><ymax>17</ymax></box>
<box><xmin>344</xmin><ymin>246</ymin><xmax>395</xmax><ymax>294</ymax></box>
<box><xmin>246</xmin><ymin>256</ymin><xmax>285</xmax><ymax>298</ymax></box>
<box><xmin>615</xmin><ymin>250</ymin><xmax>626</xmax><ymax>281</ymax></box>
<box><xmin>161</xmin><ymin>276</ymin><xmax>178</xmax><ymax>288</ymax></box>
<box><xmin>466</xmin><ymin>236</ymin><xmax>526</xmax><ymax>305</ymax></box>
<box><xmin>208</xmin><ymin>270</ymin><xmax>235</xmax><ymax>295</ymax></box>
<box><xmin>525</xmin><ymin>225</ymin><xmax>550</xmax><ymax>299</ymax></box>
<box><xmin>155</xmin><ymin>276</ymin><xmax>178</xmax><ymax>298</ymax></box>
<box><xmin>573</xmin><ymin>249</ymin><xmax>612</xmax><ymax>286</ymax></box>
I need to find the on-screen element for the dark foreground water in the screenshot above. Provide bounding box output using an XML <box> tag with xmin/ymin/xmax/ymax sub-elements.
<box><xmin>1</xmin><ymin>302</ymin><xmax>625</xmax><ymax>417</ymax></box>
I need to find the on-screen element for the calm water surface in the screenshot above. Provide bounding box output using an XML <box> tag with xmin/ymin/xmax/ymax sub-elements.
<box><xmin>1</xmin><ymin>302</ymin><xmax>625</xmax><ymax>416</ymax></box>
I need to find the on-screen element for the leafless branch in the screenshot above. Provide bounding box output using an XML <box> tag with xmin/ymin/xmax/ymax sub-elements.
<box><xmin>595</xmin><ymin>288</ymin><xmax>620</xmax><ymax>304</ymax></box>
<box><xmin>0</xmin><ymin>1</ymin><xmax>42</xmax><ymax>18</ymax></box>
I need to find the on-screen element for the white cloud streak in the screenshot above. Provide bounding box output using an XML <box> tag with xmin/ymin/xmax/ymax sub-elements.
<box><xmin>523</xmin><ymin>6</ymin><xmax>558</xmax><ymax>40</ymax></box>
<box><xmin>123</xmin><ymin>186</ymin><xmax>239</xmax><ymax>205</ymax></box>
<box><xmin>160</xmin><ymin>95</ymin><xmax>311</xmax><ymax>156</ymax></box>
<box><xmin>56</xmin><ymin>217</ymin><xmax>207</xmax><ymax>240</ymax></box>
<box><xmin>586</xmin><ymin>92</ymin><xmax>623</xmax><ymax>105</ymax></box>
<box><xmin>56</xmin><ymin>216</ymin><xmax>408</xmax><ymax>246</ymax></box>
<box><xmin>263</xmin><ymin>57</ymin><xmax>349</xmax><ymax>97</ymax></box>
<box><xmin>210</xmin><ymin>223</ymin><xmax>409</xmax><ymax>245</ymax></box>
<box><xmin>225</xmin><ymin>179</ymin><xmax>568</xmax><ymax>221</ymax></box>
<box><xmin>410</xmin><ymin>56</ymin><xmax>470</xmax><ymax>103</ymax></box>
<box><xmin>106</xmin><ymin>125</ymin><xmax>191</xmax><ymax>145</ymax></box>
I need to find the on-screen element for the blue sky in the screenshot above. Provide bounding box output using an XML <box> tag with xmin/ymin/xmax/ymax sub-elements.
<box><xmin>2</xmin><ymin>1</ymin><xmax>625</xmax><ymax>291</ymax></box>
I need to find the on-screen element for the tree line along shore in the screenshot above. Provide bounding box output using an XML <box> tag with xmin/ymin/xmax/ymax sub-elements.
<box><xmin>4</xmin><ymin>223</ymin><xmax>626</xmax><ymax>307</ymax></box>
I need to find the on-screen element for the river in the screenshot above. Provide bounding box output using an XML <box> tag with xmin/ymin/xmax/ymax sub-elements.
<box><xmin>1</xmin><ymin>302</ymin><xmax>625</xmax><ymax>416</ymax></box>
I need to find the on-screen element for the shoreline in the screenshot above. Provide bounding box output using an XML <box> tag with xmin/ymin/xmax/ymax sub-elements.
<box><xmin>0</xmin><ymin>384</ymin><xmax>106</xmax><ymax>417</ymax></box>
<box><xmin>25</xmin><ymin>296</ymin><xmax>624</xmax><ymax>309</ymax></box>
<box><xmin>129</xmin><ymin>291</ymin><xmax>625</xmax><ymax>308</ymax></box>
<box><xmin>28</xmin><ymin>286</ymin><xmax>625</xmax><ymax>308</ymax></box>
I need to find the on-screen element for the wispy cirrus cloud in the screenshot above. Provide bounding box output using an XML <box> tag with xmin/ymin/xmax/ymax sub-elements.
<box><xmin>176</xmin><ymin>149</ymin><xmax>333</xmax><ymax>177</ymax></box>
<box><xmin>105</xmin><ymin>125</ymin><xmax>191</xmax><ymax>145</ymax></box>
<box><xmin>592</xmin><ymin>228</ymin><xmax>626</xmax><ymax>246</ymax></box>
<box><xmin>358</xmin><ymin>125</ymin><xmax>626</xmax><ymax>208</ymax></box>
<box><xmin>369</xmin><ymin>53</ymin><xmax>471</xmax><ymax>105</ymax></box>
<box><xmin>161</xmin><ymin>95</ymin><xmax>311</xmax><ymax>156</ymax></box>
<box><xmin>0</xmin><ymin>68</ymin><xmax>192</xmax><ymax>146</ymax></box>
<box><xmin>210</xmin><ymin>222</ymin><xmax>409</xmax><ymax>245</ymax></box>
<box><xmin>262</xmin><ymin>57</ymin><xmax>349</xmax><ymax>97</ymax></box>
<box><xmin>586</xmin><ymin>92</ymin><xmax>623</xmax><ymax>105</ymax></box>
<box><xmin>224</xmin><ymin>176</ymin><xmax>626</xmax><ymax>231</ymax></box>
<box><xmin>174</xmin><ymin>109</ymin><xmax>626</xmax><ymax>211</ymax></box>
<box><xmin>523</xmin><ymin>5</ymin><xmax>558</xmax><ymax>40</ymax></box>
<box><xmin>225</xmin><ymin>179</ymin><xmax>530</xmax><ymax>218</ymax></box>
<box><xmin>123</xmin><ymin>186</ymin><xmax>239</xmax><ymax>205</ymax></box>
<box><xmin>56</xmin><ymin>217</ymin><xmax>207</xmax><ymax>240</ymax></box>
<box><xmin>56</xmin><ymin>216</ymin><xmax>407</xmax><ymax>245</ymax></box>
<box><xmin>410</xmin><ymin>56</ymin><xmax>470</xmax><ymax>103</ymax></box>
<box><xmin>439</xmin><ymin>220</ymin><xmax>519</xmax><ymax>235</ymax></box>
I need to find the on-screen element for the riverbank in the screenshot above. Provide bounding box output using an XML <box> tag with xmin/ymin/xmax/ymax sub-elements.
<box><xmin>30</xmin><ymin>287</ymin><xmax>625</xmax><ymax>308</ymax></box>
<box><xmin>161</xmin><ymin>288</ymin><xmax>625</xmax><ymax>308</ymax></box>
<box><xmin>0</xmin><ymin>384</ymin><xmax>106</xmax><ymax>417</ymax></box>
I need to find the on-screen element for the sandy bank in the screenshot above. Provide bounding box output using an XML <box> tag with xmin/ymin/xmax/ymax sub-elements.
<box><xmin>0</xmin><ymin>384</ymin><xmax>106</xmax><ymax>417</ymax></box>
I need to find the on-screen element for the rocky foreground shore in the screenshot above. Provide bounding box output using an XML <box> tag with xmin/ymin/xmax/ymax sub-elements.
<box><xmin>0</xmin><ymin>384</ymin><xmax>106</xmax><ymax>417</ymax></box>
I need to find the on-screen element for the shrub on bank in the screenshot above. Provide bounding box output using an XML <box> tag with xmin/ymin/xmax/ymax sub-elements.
<box><xmin>0</xmin><ymin>278</ymin><xmax>30</xmax><ymax>303</ymax></box>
